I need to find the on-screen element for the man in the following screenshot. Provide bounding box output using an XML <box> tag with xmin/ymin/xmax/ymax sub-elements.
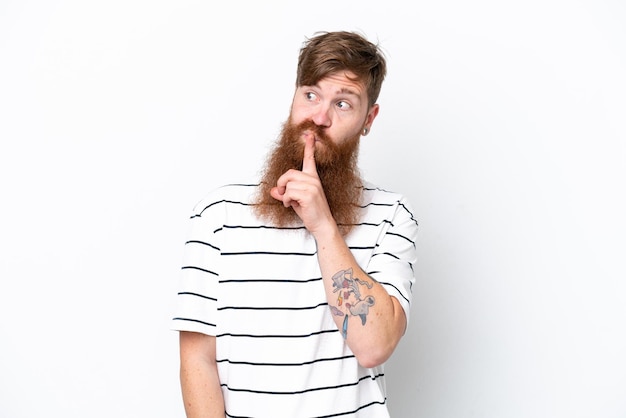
<box><xmin>172</xmin><ymin>31</ymin><xmax>418</xmax><ymax>417</ymax></box>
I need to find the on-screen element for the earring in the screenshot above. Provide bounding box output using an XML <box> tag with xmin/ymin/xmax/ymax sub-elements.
<box><xmin>362</xmin><ymin>127</ymin><xmax>369</xmax><ymax>135</ymax></box>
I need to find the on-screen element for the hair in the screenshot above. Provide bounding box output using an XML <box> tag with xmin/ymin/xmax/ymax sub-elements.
<box><xmin>296</xmin><ymin>31</ymin><xmax>387</xmax><ymax>107</ymax></box>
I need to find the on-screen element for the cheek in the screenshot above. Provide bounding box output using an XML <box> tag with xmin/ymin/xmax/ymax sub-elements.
<box><xmin>333</xmin><ymin>113</ymin><xmax>368</xmax><ymax>141</ymax></box>
<box><xmin>329</xmin><ymin>124</ymin><xmax>360</xmax><ymax>145</ymax></box>
<box><xmin>289</xmin><ymin>101</ymin><xmax>311</xmax><ymax>123</ymax></box>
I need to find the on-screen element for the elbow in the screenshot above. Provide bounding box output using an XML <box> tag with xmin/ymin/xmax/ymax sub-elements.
<box><xmin>351</xmin><ymin>297</ymin><xmax>408</xmax><ymax>368</ymax></box>
<box><xmin>353</xmin><ymin>340</ymin><xmax>398</xmax><ymax>369</ymax></box>
<box><xmin>352</xmin><ymin>310</ymin><xmax>406</xmax><ymax>368</ymax></box>
<box><xmin>355</xmin><ymin>353</ymin><xmax>390</xmax><ymax>369</ymax></box>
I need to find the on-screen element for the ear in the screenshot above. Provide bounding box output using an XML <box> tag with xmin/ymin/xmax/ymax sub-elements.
<box><xmin>362</xmin><ymin>104</ymin><xmax>380</xmax><ymax>135</ymax></box>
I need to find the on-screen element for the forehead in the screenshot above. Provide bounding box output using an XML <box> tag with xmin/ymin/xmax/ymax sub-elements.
<box><xmin>306</xmin><ymin>71</ymin><xmax>366</xmax><ymax>97</ymax></box>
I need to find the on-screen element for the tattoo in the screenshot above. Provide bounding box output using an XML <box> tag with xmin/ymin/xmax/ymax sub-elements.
<box><xmin>329</xmin><ymin>268</ymin><xmax>375</xmax><ymax>338</ymax></box>
<box><xmin>329</xmin><ymin>306</ymin><xmax>344</xmax><ymax>316</ymax></box>
<box><xmin>347</xmin><ymin>296</ymin><xmax>376</xmax><ymax>325</ymax></box>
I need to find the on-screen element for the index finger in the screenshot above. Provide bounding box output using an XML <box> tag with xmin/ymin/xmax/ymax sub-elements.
<box><xmin>302</xmin><ymin>133</ymin><xmax>317</xmax><ymax>176</ymax></box>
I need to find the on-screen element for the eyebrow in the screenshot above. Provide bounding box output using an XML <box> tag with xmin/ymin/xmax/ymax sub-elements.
<box><xmin>335</xmin><ymin>87</ymin><xmax>361</xmax><ymax>97</ymax></box>
<box><xmin>302</xmin><ymin>84</ymin><xmax>363</xmax><ymax>102</ymax></box>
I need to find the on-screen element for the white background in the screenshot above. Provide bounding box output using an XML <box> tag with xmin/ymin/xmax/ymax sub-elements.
<box><xmin>1</xmin><ymin>1</ymin><xmax>625</xmax><ymax>417</ymax></box>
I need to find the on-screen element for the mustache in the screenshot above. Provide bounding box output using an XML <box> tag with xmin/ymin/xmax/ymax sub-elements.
<box><xmin>291</xmin><ymin>120</ymin><xmax>332</xmax><ymax>143</ymax></box>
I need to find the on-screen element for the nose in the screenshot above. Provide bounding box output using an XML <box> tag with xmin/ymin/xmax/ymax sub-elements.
<box><xmin>311</xmin><ymin>103</ymin><xmax>332</xmax><ymax>128</ymax></box>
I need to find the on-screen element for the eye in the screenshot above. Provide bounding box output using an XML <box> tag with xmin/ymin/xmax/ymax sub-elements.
<box><xmin>305</xmin><ymin>91</ymin><xmax>317</xmax><ymax>101</ymax></box>
<box><xmin>336</xmin><ymin>100</ymin><xmax>352</xmax><ymax>110</ymax></box>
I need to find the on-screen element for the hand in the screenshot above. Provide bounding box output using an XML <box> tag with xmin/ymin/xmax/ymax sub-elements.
<box><xmin>270</xmin><ymin>132</ymin><xmax>335</xmax><ymax>235</ymax></box>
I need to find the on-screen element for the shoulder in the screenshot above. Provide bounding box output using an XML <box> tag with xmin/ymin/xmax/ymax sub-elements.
<box><xmin>361</xmin><ymin>181</ymin><xmax>418</xmax><ymax>227</ymax></box>
<box><xmin>361</xmin><ymin>181</ymin><xmax>409</xmax><ymax>206</ymax></box>
<box><xmin>190</xmin><ymin>183</ymin><xmax>259</xmax><ymax>217</ymax></box>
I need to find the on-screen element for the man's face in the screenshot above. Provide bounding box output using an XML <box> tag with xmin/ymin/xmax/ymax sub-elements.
<box><xmin>289</xmin><ymin>71</ymin><xmax>379</xmax><ymax>154</ymax></box>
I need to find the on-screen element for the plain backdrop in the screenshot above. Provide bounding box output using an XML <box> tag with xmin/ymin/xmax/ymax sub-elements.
<box><xmin>1</xmin><ymin>1</ymin><xmax>625</xmax><ymax>417</ymax></box>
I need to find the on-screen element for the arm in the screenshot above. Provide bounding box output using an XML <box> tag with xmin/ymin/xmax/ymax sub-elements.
<box><xmin>179</xmin><ymin>331</ymin><xmax>225</xmax><ymax>418</ymax></box>
<box><xmin>316</xmin><ymin>225</ymin><xmax>407</xmax><ymax>368</ymax></box>
<box><xmin>270</xmin><ymin>134</ymin><xmax>407</xmax><ymax>368</ymax></box>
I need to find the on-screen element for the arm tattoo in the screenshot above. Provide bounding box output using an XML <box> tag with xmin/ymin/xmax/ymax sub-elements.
<box><xmin>329</xmin><ymin>268</ymin><xmax>376</xmax><ymax>339</ymax></box>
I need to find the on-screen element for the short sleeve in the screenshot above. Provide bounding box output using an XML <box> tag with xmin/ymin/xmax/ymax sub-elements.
<box><xmin>366</xmin><ymin>196</ymin><xmax>418</xmax><ymax>325</ymax></box>
<box><xmin>171</xmin><ymin>193</ymin><xmax>224</xmax><ymax>335</ymax></box>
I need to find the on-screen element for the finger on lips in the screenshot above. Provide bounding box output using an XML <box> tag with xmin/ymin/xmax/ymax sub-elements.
<box><xmin>270</xmin><ymin>131</ymin><xmax>318</xmax><ymax>205</ymax></box>
<box><xmin>302</xmin><ymin>132</ymin><xmax>317</xmax><ymax>176</ymax></box>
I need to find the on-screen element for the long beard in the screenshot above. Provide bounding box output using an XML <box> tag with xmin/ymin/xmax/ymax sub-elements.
<box><xmin>254</xmin><ymin>119</ymin><xmax>363</xmax><ymax>235</ymax></box>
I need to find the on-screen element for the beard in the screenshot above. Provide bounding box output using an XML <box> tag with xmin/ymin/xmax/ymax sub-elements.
<box><xmin>253</xmin><ymin>118</ymin><xmax>363</xmax><ymax>235</ymax></box>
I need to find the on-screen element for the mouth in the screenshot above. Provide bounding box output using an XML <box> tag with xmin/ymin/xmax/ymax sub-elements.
<box><xmin>301</xmin><ymin>130</ymin><xmax>320</xmax><ymax>143</ymax></box>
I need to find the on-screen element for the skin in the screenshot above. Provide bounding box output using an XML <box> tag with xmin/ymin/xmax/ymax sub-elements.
<box><xmin>179</xmin><ymin>332</ymin><xmax>224</xmax><ymax>418</ymax></box>
<box><xmin>179</xmin><ymin>71</ymin><xmax>404</xmax><ymax>417</ymax></box>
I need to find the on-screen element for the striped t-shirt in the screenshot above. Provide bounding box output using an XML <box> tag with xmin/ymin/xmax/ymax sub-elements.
<box><xmin>172</xmin><ymin>182</ymin><xmax>418</xmax><ymax>418</ymax></box>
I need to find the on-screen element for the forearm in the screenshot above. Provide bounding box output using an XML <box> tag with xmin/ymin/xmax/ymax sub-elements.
<box><xmin>315</xmin><ymin>225</ymin><xmax>406</xmax><ymax>368</ymax></box>
<box><xmin>179</xmin><ymin>332</ymin><xmax>225</xmax><ymax>418</ymax></box>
